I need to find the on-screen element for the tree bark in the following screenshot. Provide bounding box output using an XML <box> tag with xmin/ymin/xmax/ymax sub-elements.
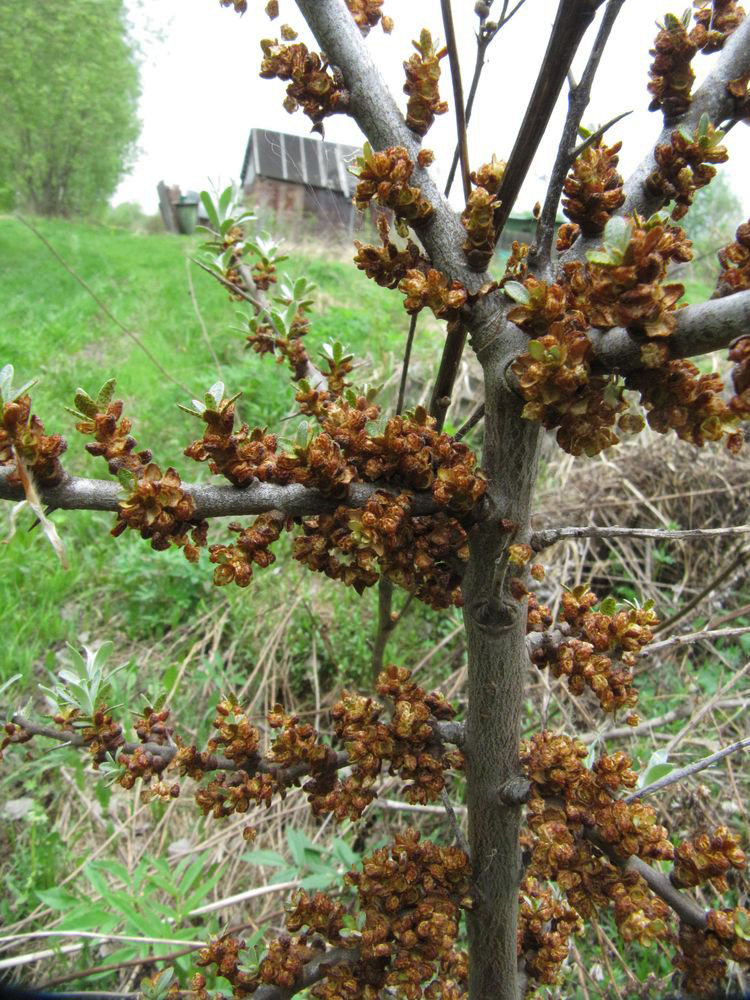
<box><xmin>461</xmin><ymin>334</ymin><xmax>542</xmax><ymax>1000</ymax></box>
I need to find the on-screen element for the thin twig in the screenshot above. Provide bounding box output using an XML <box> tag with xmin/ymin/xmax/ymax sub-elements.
<box><xmin>534</xmin><ymin>0</ymin><xmax>626</xmax><ymax>261</ymax></box>
<box><xmin>396</xmin><ymin>313</ymin><xmax>419</xmax><ymax>415</ymax></box>
<box><xmin>441</xmin><ymin>0</ymin><xmax>471</xmax><ymax>203</ymax></box>
<box><xmin>531</xmin><ymin>522</ymin><xmax>750</xmax><ymax>551</ymax></box>
<box><xmin>625</xmin><ymin>737</ymin><xmax>750</xmax><ymax>803</ymax></box>
<box><xmin>441</xmin><ymin>788</ymin><xmax>471</xmax><ymax>858</ymax></box>
<box><xmin>192</xmin><ymin>257</ymin><xmax>264</xmax><ymax>310</ymax></box>
<box><xmin>568</xmin><ymin>110</ymin><xmax>632</xmax><ymax>161</ymax></box>
<box><xmin>640</xmin><ymin>625</ymin><xmax>750</xmax><ymax>657</ymax></box>
<box><xmin>16</xmin><ymin>215</ymin><xmax>194</xmax><ymax>398</ymax></box>
<box><xmin>186</xmin><ymin>258</ymin><xmax>223</xmax><ymax>380</ymax></box>
<box><xmin>655</xmin><ymin>545</ymin><xmax>750</xmax><ymax>634</ymax></box>
<box><xmin>454</xmin><ymin>402</ymin><xmax>485</xmax><ymax>441</ymax></box>
<box><xmin>493</xmin><ymin>0</ymin><xmax>607</xmax><ymax>242</ymax></box>
<box><xmin>444</xmin><ymin>0</ymin><xmax>529</xmax><ymax>196</ymax></box>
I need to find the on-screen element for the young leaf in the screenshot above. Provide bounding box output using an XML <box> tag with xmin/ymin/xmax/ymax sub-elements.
<box><xmin>503</xmin><ymin>281</ymin><xmax>530</xmax><ymax>305</ymax></box>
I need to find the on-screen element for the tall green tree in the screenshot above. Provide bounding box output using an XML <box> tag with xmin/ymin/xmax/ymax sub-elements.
<box><xmin>0</xmin><ymin>0</ymin><xmax>140</xmax><ymax>216</ymax></box>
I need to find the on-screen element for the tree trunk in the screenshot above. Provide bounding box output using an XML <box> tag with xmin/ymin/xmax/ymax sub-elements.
<box><xmin>462</xmin><ymin>339</ymin><xmax>541</xmax><ymax>1000</ymax></box>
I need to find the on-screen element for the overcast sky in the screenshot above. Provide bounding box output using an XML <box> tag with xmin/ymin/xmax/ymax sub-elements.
<box><xmin>115</xmin><ymin>0</ymin><xmax>750</xmax><ymax>217</ymax></box>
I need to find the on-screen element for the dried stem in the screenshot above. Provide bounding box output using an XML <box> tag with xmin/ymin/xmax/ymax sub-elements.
<box><xmin>441</xmin><ymin>0</ymin><xmax>471</xmax><ymax>203</ymax></box>
<box><xmin>534</xmin><ymin>0</ymin><xmax>626</xmax><ymax>263</ymax></box>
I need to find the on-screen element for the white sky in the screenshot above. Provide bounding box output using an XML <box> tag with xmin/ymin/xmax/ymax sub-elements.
<box><xmin>115</xmin><ymin>0</ymin><xmax>750</xmax><ymax>217</ymax></box>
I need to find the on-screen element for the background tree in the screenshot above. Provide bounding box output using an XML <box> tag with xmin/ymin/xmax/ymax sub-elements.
<box><xmin>682</xmin><ymin>171</ymin><xmax>744</xmax><ymax>281</ymax></box>
<box><xmin>3</xmin><ymin>2</ymin><xmax>750</xmax><ymax>999</ymax></box>
<box><xmin>0</xmin><ymin>0</ymin><xmax>140</xmax><ymax>216</ymax></box>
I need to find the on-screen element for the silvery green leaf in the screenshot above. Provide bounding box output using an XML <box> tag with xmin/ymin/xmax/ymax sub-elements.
<box><xmin>638</xmin><ymin>747</ymin><xmax>674</xmax><ymax>789</ymax></box>
<box><xmin>503</xmin><ymin>281</ymin><xmax>530</xmax><ymax>304</ymax></box>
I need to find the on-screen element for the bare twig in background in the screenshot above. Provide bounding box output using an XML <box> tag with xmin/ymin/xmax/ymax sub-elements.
<box><xmin>531</xmin><ymin>522</ymin><xmax>750</xmax><ymax>551</ymax></box>
<box><xmin>444</xmin><ymin>0</ymin><xmax>528</xmax><ymax>196</ymax></box>
<box><xmin>441</xmin><ymin>788</ymin><xmax>471</xmax><ymax>857</ymax></box>
<box><xmin>396</xmin><ymin>313</ymin><xmax>419</xmax><ymax>415</ymax></box>
<box><xmin>641</xmin><ymin>626</ymin><xmax>750</xmax><ymax>658</ymax></box>
<box><xmin>455</xmin><ymin>402</ymin><xmax>485</xmax><ymax>441</ymax></box>
<box><xmin>655</xmin><ymin>545</ymin><xmax>750</xmax><ymax>634</ymax></box>
<box><xmin>185</xmin><ymin>258</ymin><xmax>223</xmax><ymax>380</ymax></box>
<box><xmin>17</xmin><ymin>215</ymin><xmax>195</xmax><ymax>398</ymax></box>
<box><xmin>492</xmin><ymin>0</ymin><xmax>607</xmax><ymax>240</ymax></box>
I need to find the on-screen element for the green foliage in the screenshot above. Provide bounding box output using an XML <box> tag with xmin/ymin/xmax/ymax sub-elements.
<box><xmin>0</xmin><ymin>0</ymin><xmax>140</xmax><ymax>216</ymax></box>
<box><xmin>682</xmin><ymin>172</ymin><xmax>743</xmax><ymax>281</ymax></box>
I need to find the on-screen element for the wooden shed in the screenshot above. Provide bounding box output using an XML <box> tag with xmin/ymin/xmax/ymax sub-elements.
<box><xmin>240</xmin><ymin>128</ymin><xmax>359</xmax><ymax>232</ymax></box>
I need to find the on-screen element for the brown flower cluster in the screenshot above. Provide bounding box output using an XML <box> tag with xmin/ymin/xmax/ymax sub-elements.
<box><xmin>715</xmin><ymin>218</ymin><xmax>750</xmax><ymax>297</ymax></box>
<box><xmin>399</xmin><ymin>268</ymin><xmax>468</xmax><ymax>326</ymax></box>
<box><xmin>0</xmin><ymin>393</ymin><xmax>67</xmax><ymax>487</ymax></box>
<box><xmin>521</xmin><ymin>732</ymin><xmax>673</xmax><ymax>949</ymax></box>
<box><xmin>311</xmin><ymin>667</ymin><xmax>462</xmax><ymax>819</ymax></box>
<box><xmin>244</xmin><ymin>288</ymin><xmax>312</xmax><ymax>382</ymax></box>
<box><xmin>184</xmin><ymin>398</ymin><xmax>281</xmax><ymax>486</ymax></box>
<box><xmin>196</xmin><ymin>833</ymin><xmax>469</xmax><ymax>1000</ymax></box>
<box><xmin>470</xmin><ymin>154</ymin><xmax>506</xmax><ymax>195</ymax></box>
<box><xmin>74</xmin><ymin>385</ymin><xmax>207</xmax><ymax>560</ymax></box>
<box><xmin>294</xmin><ymin>494</ymin><xmax>468</xmax><ymax>609</ymax></box>
<box><xmin>353</xmin><ymin>145</ymin><xmax>434</xmax><ymax>227</ymax></box>
<box><xmin>403</xmin><ymin>29</ymin><xmax>448</xmax><ymax>136</ymax></box>
<box><xmin>693</xmin><ymin>0</ymin><xmax>746</xmax><ymax>52</ymax></box>
<box><xmin>573</xmin><ymin>214</ymin><xmax>692</xmax><ymax>338</ymax></box>
<box><xmin>346</xmin><ymin>0</ymin><xmax>393</xmax><ymax>35</ymax></box>
<box><xmin>677</xmin><ymin>908</ymin><xmax>750</xmax><ymax>998</ymax></box>
<box><xmin>518</xmin><ymin>876</ymin><xmax>581</xmax><ymax>986</ymax></box>
<box><xmin>507</xmin><ymin>215</ymin><xmax>706</xmax><ymax>456</ymax></box>
<box><xmin>672</xmin><ymin>826</ymin><xmax>746</xmax><ymax>891</ymax></box>
<box><xmin>528</xmin><ymin>585</ymin><xmax>655</xmax><ymax>719</ymax></box>
<box><xmin>646</xmin><ymin>116</ymin><xmax>728</xmax><ymax>220</ymax></box>
<box><xmin>345</xmin><ymin>830</ymin><xmax>471</xmax><ymax>997</ymax></box>
<box><xmin>259</xmin><ymin>39</ymin><xmax>349</xmax><ymax>123</ymax></box>
<box><xmin>462</xmin><ymin>186</ymin><xmax>497</xmax><ymax>272</ymax></box>
<box><xmin>648</xmin><ymin>13</ymin><xmax>701</xmax><ymax>120</ymax></box>
<box><xmin>210</xmin><ymin>513</ymin><xmax>289</xmax><ymax>587</ymax></box>
<box><xmin>729</xmin><ymin>335</ymin><xmax>750</xmax><ymax>419</ymax></box>
<box><xmin>626</xmin><ymin>359</ymin><xmax>742</xmax><ymax>452</ymax></box>
<box><xmin>353</xmin><ymin>214</ymin><xmax>427</xmax><ymax>290</ymax></box>
<box><xmin>561</xmin><ymin>137</ymin><xmax>625</xmax><ymax>237</ymax></box>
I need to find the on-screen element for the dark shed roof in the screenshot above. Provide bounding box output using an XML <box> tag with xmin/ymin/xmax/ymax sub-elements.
<box><xmin>241</xmin><ymin>128</ymin><xmax>359</xmax><ymax>196</ymax></box>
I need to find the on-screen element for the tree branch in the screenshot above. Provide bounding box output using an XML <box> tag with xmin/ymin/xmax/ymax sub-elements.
<box><xmin>9</xmin><ymin>713</ymin><xmax>464</xmax><ymax>782</ymax></box>
<box><xmin>587</xmin><ymin>289</ymin><xmax>750</xmax><ymax>372</ymax></box>
<box><xmin>566</xmin><ymin>16</ymin><xmax>750</xmax><ymax>264</ymax></box>
<box><xmin>534</xmin><ymin>0</ymin><xmax>626</xmax><ymax>263</ymax></box>
<box><xmin>639</xmin><ymin>625</ymin><xmax>750</xmax><ymax>657</ymax></box>
<box><xmin>0</xmin><ymin>468</ymin><xmax>454</xmax><ymax>521</ymax></box>
<box><xmin>492</xmin><ymin>0</ymin><xmax>606</xmax><ymax>241</ymax></box>
<box><xmin>530</xmin><ymin>522</ymin><xmax>750</xmax><ymax>551</ymax></box>
<box><xmin>441</xmin><ymin>0</ymin><xmax>471</xmax><ymax>203</ymax></box>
